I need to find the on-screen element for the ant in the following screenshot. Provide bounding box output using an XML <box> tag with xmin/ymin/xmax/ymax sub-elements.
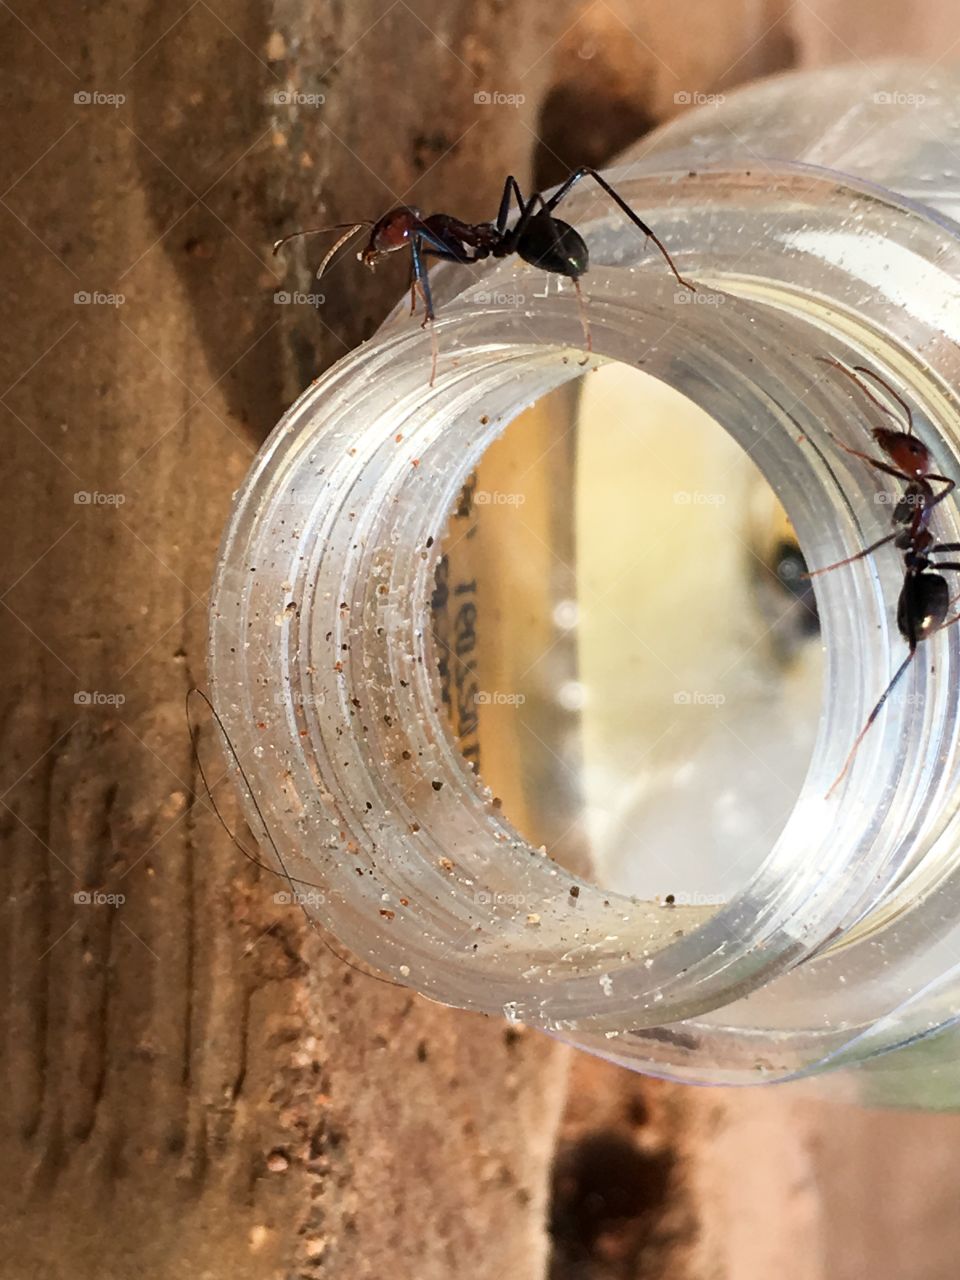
<box><xmin>805</xmin><ymin>357</ymin><xmax>960</xmax><ymax>795</ymax></box>
<box><xmin>273</xmin><ymin>167</ymin><xmax>696</xmax><ymax>380</ymax></box>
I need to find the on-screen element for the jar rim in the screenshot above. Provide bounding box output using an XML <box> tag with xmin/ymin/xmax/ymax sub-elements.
<box><xmin>210</xmin><ymin>165</ymin><xmax>960</xmax><ymax>1046</ymax></box>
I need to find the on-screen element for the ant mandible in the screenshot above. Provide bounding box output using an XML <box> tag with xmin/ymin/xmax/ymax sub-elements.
<box><xmin>273</xmin><ymin>167</ymin><xmax>696</xmax><ymax>378</ymax></box>
<box><xmin>805</xmin><ymin>358</ymin><xmax>960</xmax><ymax>795</ymax></box>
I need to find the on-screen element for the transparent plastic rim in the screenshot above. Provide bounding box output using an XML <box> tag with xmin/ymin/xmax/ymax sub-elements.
<box><xmin>209</xmin><ymin>166</ymin><xmax>960</xmax><ymax>1043</ymax></box>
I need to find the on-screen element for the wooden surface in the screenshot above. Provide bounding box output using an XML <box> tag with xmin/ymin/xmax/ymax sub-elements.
<box><xmin>2</xmin><ymin>1</ymin><xmax>960</xmax><ymax>1277</ymax></box>
<box><xmin>0</xmin><ymin>3</ymin><xmax>573</xmax><ymax>1277</ymax></box>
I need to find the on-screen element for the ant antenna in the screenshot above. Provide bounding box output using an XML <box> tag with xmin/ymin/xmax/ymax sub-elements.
<box><xmin>185</xmin><ymin>687</ymin><xmax>407</xmax><ymax>990</ymax></box>
<box><xmin>272</xmin><ymin>220</ymin><xmax>372</xmax><ymax>260</ymax></box>
<box><xmin>816</xmin><ymin>356</ymin><xmax>915</xmax><ymax>434</ymax></box>
<box><xmin>186</xmin><ymin>688</ymin><xmax>328</xmax><ymax>893</ymax></box>
<box><xmin>852</xmin><ymin>364</ymin><xmax>917</xmax><ymax>435</ymax></box>
<box><xmin>316</xmin><ymin>224</ymin><xmax>370</xmax><ymax>280</ymax></box>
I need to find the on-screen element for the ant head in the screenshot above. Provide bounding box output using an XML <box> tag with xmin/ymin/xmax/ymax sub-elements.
<box><xmin>874</xmin><ymin>426</ymin><xmax>930</xmax><ymax>476</ymax></box>
<box><xmin>360</xmin><ymin>207</ymin><xmax>422</xmax><ymax>269</ymax></box>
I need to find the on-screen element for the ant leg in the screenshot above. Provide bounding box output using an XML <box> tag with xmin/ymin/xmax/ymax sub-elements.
<box><xmin>410</xmin><ymin>237</ymin><xmax>440</xmax><ymax>385</ymax></box>
<box><xmin>919</xmin><ymin>595</ymin><xmax>960</xmax><ymax>636</ymax></box>
<box><xmin>523</xmin><ymin>190</ymin><xmax>593</xmax><ymax>358</ymax></box>
<box><xmin>495</xmin><ymin>175</ymin><xmax>528</xmax><ymax>236</ymax></box>
<box><xmin>826</xmin><ymin>565</ymin><xmax>960</xmax><ymax>798</ymax></box>
<box><xmin>900</xmin><ymin>475</ymin><xmax>955</xmax><ymax>544</ymax></box>
<box><xmin>185</xmin><ymin>690</ymin><xmax>407</xmax><ymax>990</ymax></box>
<box><xmin>519</xmin><ymin>189</ymin><xmax>593</xmax><ymax>360</ymax></box>
<box><xmin>496</xmin><ymin>185</ymin><xmax>550</xmax><ymax>260</ymax></box>
<box><xmin>573</xmin><ymin>278</ymin><xmax>592</xmax><ymax>360</ymax></box>
<box><xmin>414</xmin><ymin>242</ymin><xmax>475</xmax><ymax>317</ymax></box>
<box><xmin>187</xmin><ymin>690</ymin><xmax>331</xmax><ymax>893</ymax></box>
<box><xmin>427</xmin><ymin>328</ymin><xmax>439</xmax><ymax>386</ymax></box>
<box><xmin>802</xmin><ymin>530</ymin><xmax>898</xmax><ymax>578</ymax></box>
<box><xmin>542</xmin><ymin>167</ymin><xmax>696</xmax><ymax>291</ymax></box>
<box><xmin>925</xmin><ymin>474</ymin><xmax>956</xmax><ymax>512</ymax></box>
<box><xmin>415</xmin><ymin>230</ymin><xmax>492</xmax><ymax>384</ymax></box>
<box><xmin>826</xmin><ymin>648</ymin><xmax>917</xmax><ymax>799</ymax></box>
<box><xmin>816</xmin><ymin>356</ymin><xmax>918</xmax><ymax>436</ymax></box>
<box><xmin>409</xmin><ymin>236</ymin><xmax>435</xmax><ymax>324</ymax></box>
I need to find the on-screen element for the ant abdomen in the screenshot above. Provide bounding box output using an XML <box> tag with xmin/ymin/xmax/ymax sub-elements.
<box><xmin>898</xmin><ymin>570</ymin><xmax>949</xmax><ymax>643</ymax></box>
<box><xmin>516</xmin><ymin>214</ymin><xmax>589</xmax><ymax>279</ymax></box>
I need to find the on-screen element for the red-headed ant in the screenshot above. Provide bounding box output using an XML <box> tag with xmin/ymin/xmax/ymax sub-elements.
<box><xmin>273</xmin><ymin>167</ymin><xmax>696</xmax><ymax>379</ymax></box>
<box><xmin>805</xmin><ymin>358</ymin><xmax>959</xmax><ymax>795</ymax></box>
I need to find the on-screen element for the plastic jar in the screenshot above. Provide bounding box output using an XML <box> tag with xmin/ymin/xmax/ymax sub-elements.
<box><xmin>209</xmin><ymin>62</ymin><xmax>960</xmax><ymax>1105</ymax></box>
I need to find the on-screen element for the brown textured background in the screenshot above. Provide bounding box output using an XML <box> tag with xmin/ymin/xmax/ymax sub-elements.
<box><xmin>2</xmin><ymin>2</ymin><xmax>960</xmax><ymax>1278</ymax></box>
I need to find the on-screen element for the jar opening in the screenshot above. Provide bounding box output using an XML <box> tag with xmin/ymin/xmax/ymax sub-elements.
<box><xmin>433</xmin><ymin>365</ymin><xmax>823</xmax><ymax>920</ymax></box>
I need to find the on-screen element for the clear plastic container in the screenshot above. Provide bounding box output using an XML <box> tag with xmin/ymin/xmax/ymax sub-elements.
<box><xmin>209</xmin><ymin>62</ymin><xmax>960</xmax><ymax>1104</ymax></box>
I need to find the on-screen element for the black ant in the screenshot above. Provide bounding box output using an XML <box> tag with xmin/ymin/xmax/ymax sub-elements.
<box><xmin>805</xmin><ymin>358</ymin><xmax>960</xmax><ymax>795</ymax></box>
<box><xmin>273</xmin><ymin>167</ymin><xmax>696</xmax><ymax>379</ymax></box>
